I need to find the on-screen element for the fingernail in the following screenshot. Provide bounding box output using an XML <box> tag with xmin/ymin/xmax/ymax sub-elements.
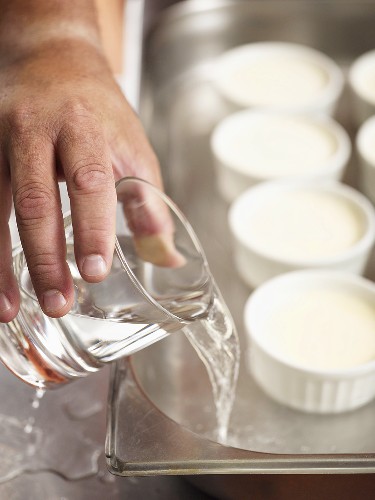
<box><xmin>0</xmin><ymin>293</ymin><xmax>11</xmax><ymax>313</ymax></box>
<box><xmin>82</xmin><ymin>254</ymin><xmax>107</xmax><ymax>277</ymax></box>
<box><xmin>43</xmin><ymin>290</ymin><xmax>67</xmax><ymax>313</ymax></box>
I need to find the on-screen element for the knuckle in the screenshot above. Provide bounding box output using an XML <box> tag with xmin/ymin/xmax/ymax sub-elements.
<box><xmin>61</xmin><ymin>99</ymin><xmax>94</xmax><ymax>128</ymax></box>
<box><xmin>64</xmin><ymin>98</ymin><xmax>91</xmax><ymax>117</ymax></box>
<box><xmin>71</xmin><ymin>162</ymin><xmax>113</xmax><ymax>193</ymax></box>
<box><xmin>0</xmin><ymin>268</ymin><xmax>11</xmax><ymax>284</ymax></box>
<box><xmin>79</xmin><ymin>217</ymin><xmax>111</xmax><ymax>240</ymax></box>
<box><xmin>27</xmin><ymin>252</ymin><xmax>59</xmax><ymax>284</ymax></box>
<box><xmin>57</xmin><ymin>100</ymin><xmax>97</xmax><ymax>145</ymax></box>
<box><xmin>14</xmin><ymin>182</ymin><xmax>55</xmax><ymax>226</ymax></box>
<box><xmin>75</xmin><ymin>216</ymin><xmax>114</xmax><ymax>252</ymax></box>
<box><xmin>7</xmin><ymin>102</ymin><xmax>37</xmax><ymax>137</ymax></box>
<box><xmin>58</xmin><ymin>100</ymin><xmax>108</xmax><ymax>163</ymax></box>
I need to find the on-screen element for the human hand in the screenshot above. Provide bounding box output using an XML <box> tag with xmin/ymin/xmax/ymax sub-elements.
<box><xmin>0</xmin><ymin>20</ymin><xmax>164</xmax><ymax>322</ymax></box>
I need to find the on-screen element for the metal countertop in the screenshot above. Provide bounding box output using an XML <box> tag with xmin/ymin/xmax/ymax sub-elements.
<box><xmin>0</xmin><ymin>363</ymin><xmax>210</xmax><ymax>499</ymax></box>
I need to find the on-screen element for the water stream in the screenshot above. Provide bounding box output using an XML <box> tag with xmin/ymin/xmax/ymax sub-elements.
<box><xmin>183</xmin><ymin>284</ymin><xmax>240</xmax><ymax>442</ymax></box>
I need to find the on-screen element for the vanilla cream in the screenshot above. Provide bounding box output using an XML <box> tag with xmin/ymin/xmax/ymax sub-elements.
<box><xmin>215</xmin><ymin>114</ymin><xmax>338</xmax><ymax>178</ymax></box>
<box><xmin>350</xmin><ymin>52</ymin><xmax>375</xmax><ymax>105</ymax></box>
<box><xmin>357</xmin><ymin>116</ymin><xmax>375</xmax><ymax>165</ymax></box>
<box><xmin>264</xmin><ymin>288</ymin><xmax>375</xmax><ymax>370</ymax></box>
<box><xmin>243</xmin><ymin>190</ymin><xmax>365</xmax><ymax>261</ymax></box>
<box><xmin>224</xmin><ymin>56</ymin><xmax>328</xmax><ymax>107</ymax></box>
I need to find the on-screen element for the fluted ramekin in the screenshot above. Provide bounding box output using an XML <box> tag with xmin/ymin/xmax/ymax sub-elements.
<box><xmin>244</xmin><ymin>270</ymin><xmax>375</xmax><ymax>413</ymax></box>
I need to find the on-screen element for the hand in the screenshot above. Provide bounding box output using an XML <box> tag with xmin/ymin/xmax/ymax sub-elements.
<box><xmin>0</xmin><ymin>36</ymin><xmax>162</xmax><ymax>322</ymax></box>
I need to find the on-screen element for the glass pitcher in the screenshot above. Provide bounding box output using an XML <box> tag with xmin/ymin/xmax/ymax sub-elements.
<box><xmin>0</xmin><ymin>177</ymin><xmax>213</xmax><ymax>389</ymax></box>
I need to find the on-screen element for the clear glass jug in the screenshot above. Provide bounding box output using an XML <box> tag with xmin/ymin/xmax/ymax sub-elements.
<box><xmin>0</xmin><ymin>177</ymin><xmax>213</xmax><ymax>389</ymax></box>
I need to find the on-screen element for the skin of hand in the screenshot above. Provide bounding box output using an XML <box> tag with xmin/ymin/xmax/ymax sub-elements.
<box><xmin>0</xmin><ymin>0</ymin><xmax>163</xmax><ymax>322</ymax></box>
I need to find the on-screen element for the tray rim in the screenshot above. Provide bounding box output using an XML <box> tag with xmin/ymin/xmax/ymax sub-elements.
<box><xmin>106</xmin><ymin>359</ymin><xmax>375</xmax><ymax>476</ymax></box>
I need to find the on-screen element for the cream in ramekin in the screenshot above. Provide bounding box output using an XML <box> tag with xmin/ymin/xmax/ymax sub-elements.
<box><xmin>349</xmin><ymin>49</ymin><xmax>375</xmax><ymax>126</ymax></box>
<box><xmin>211</xmin><ymin>111</ymin><xmax>351</xmax><ymax>202</ymax></box>
<box><xmin>213</xmin><ymin>42</ymin><xmax>344</xmax><ymax>115</ymax></box>
<box><xmin>356</xmin><ymin>115</ymin><xmax>375</xmax><ymax>204</ymax></box>
<box><xmin>228</xmin><ymin>180</ymin><xmax>375</xmax><ymax>288</ymax></box>
<box><xmin>244</xmin><ymin>270</ymin><xmax>375</xmax><ymax>413</ymax></box>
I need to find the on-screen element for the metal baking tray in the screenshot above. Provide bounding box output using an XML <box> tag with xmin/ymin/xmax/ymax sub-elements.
<box><xmin>106</xmin><ymin>0</ymin><xmax>375</xmax><ymax>484</ymax></box>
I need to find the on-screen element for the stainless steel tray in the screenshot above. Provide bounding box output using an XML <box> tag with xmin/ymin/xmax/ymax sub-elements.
<box><xmin>106</xmin><ymin>0</ymin><xmax>375</xmax><ymax>482</ymax></box>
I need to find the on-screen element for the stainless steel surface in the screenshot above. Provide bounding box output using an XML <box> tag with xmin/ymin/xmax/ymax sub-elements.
<box><xmin>0</xmin><ymin>362</ymin><xmax>210</xmax><ymax>499</ymax></box>
<box><xmin>107</xmin><ymin>0</ymin><xmax>375</xmax><ymax>482</ymax></box>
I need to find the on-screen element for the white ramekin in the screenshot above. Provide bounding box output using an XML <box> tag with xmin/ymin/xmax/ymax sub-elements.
<box><xmin>213</xmin><ymin>42</ymin><xmax>344</xmax><ymax>115</ymax></box>
<box><xmin>211</xmin><ymin>110</ymin><xmax>351</xmax><ymax>202</ymax></box>
<box><xmin>228</xmin><ymin>180</ymin><xmax>375</xmax><ymax>288</ymax></box>
<box><xmin>349</xmin><ymin>50</ymin><xmax>375</xmax><ymax>126</ymax></box>
<box><xmin>356</xmin><ymin>115</ymin><xmax>375</xmax><ymax>204</ymax></box>
<box><xmin>244</xmin><ymin>270</ymin><xmax>375</xmax><ymax>414</ymax></box>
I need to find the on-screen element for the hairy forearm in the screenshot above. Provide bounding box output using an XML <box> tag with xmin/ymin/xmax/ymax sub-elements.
<box><xmin>0</xmin><ymin>0</ymin><xmax>103</xmax><ymax>62</ymax></box>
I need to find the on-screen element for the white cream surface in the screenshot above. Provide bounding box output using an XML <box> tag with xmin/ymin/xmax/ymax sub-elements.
<box><xmin>264</xmin><ymin>289</ymin><xmax>375</xmax><ymax>370</ymax></box>
<box><xmin>352</xmin><ymin>62</ymin><xmax>375</xmax><ymax>105</ymax></box>
<box><xmin>358</xmin><ymin>117</ymin><xmax>375</xmax><ymax>166</ymax></box>
<box><xmin>216</xmin><ymin>115</ymin><xmax>337</xmax><ymax>177</ymax></box>
<box><xmin>220</xmin><ymin>56</ymin><xmax>329</xmax><ymax>107</ymax></box>
<box><xmin>243</xmin><ymin>191</ymin><xmax>364</xmax><ymax>261</ymax></box>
